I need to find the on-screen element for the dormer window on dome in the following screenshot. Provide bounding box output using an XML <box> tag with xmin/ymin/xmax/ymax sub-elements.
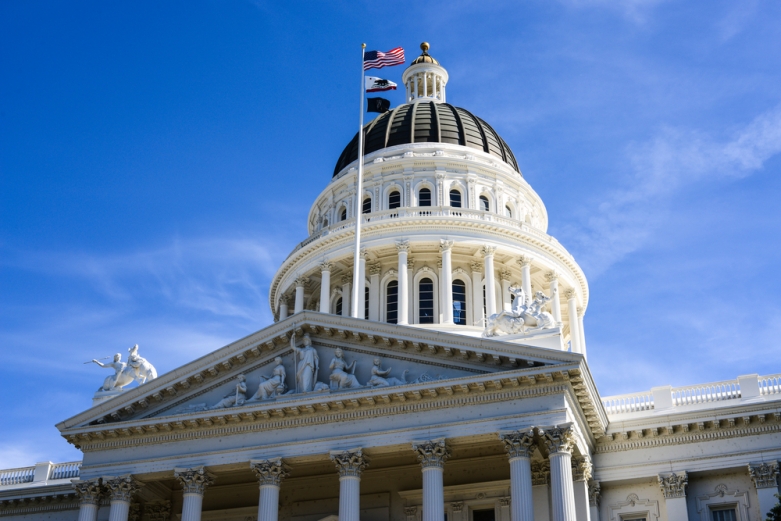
<box><xmin>402</xmin><ymin>43</ymin><xmax>448</xmax><ymax>104</ymax></box>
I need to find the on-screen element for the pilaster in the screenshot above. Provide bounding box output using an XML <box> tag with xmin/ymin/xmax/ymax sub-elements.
<box><xmin>658</xmin><ymin>472</ymin><xmax>689</xmax><ymax>521</ymax></box>
<box><xmin>748</xmin><ymin>462</ymin><xmax>779</xmax><ymax>520</ymax></box>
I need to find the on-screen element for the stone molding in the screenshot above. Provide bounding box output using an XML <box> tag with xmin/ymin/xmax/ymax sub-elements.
<box><xmin>695</xmin><ymin>485</ymin><xmax>750</xmax><ymax>521</ymax></box>
<box><xmin>72</xmin><ymin>478</ymin><xmax>103</xmax><ymax>505</ymax></box>
<box><xmin>540</xmin><ymin>424</ymin><xmax>576</xmax><ymax>454</ymax></box>
<box><xmin>104</xmin><ymin>475</ymin><xmax>140</xmax><ymax>502</ymax></box>
<box><xmin>608</xmin><ymin>494</ymin><xmax>660</xmax><ymax>521</ymax></box>
<box><xmin>588</xmin><ymin>480</ymin><xmax>600</xmax><ymax>507</ymax></box>
<box><xmin>173</xmin><ymin>467</ymin><xmax>213</xmax><ymax>495</ymax></box>
<box><xmin>531</xmin><ymin>460</ymin><xmax>550</xmax><ymax>485</ymax></box>
<box><xmin>658</xmin><ymin>471</ymin><xmax>687</xmax><ymax>498</ymax></box>
<box><xmin>747</xmin><ymin>461</ymin><xmax>779</xmax><ymax>489</ymax></box>
<box><xmin>571</xmin><ymin>455</ymin><xmax>592</xmax><ymax>482</ymax></box>
<box><xmin>498</xmin><ymin>429</ymin><xmax>535</xmax><ymax>459</ymax></box>
<box><xmin>250</xmin><ymin>458</ymin><xmax>289</xmax><ymax>487</ymax></box>
<box><xmin>330</xmin><ymin>449</ymin><xmax>369</xmax><ymax>478</ymax></box>
<box><xmin>412</xmin><ymin>439</ymin><xmax>450</xmax><ymax>469</ymax></box>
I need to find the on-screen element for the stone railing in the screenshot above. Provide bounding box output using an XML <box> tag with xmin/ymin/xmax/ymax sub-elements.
<box><xmin>601</xmin><ymin>373</ymin><xmax>781</xmax><ymax>417</ymax></box>
<box><xmin>49</xmin><ymin>461</ymin><xmax>81</xmax><ymax>480</ymax></box>
<box><xmin>0</xmin><ymin>466</ymin><xmax>35</xmax><ymax>486</ymax></box>
<box><xmin>0</xmin><ymin>461</ymin><xmax>81</xmax><ymax>488</ymax></box>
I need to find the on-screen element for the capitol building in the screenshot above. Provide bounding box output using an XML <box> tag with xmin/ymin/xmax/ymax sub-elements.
<box><xmin>1</xmin><ymin>45</ymin><xmax>779</xmax><ymax>521</ymax></box>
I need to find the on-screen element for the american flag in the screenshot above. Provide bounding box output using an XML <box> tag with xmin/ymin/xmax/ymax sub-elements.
<box><xmin>363</xmin><ymin>47</ymin><xmax>405</xmax><ymax>71</ymax></box>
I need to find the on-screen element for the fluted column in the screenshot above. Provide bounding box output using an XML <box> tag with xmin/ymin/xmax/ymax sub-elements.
<box><xmin>412</xmin><ymin>439</ymin><xmax>450</xmax><ymax>521</ymax></box>
<box><xmin>396</xmin><ymin>241</ymin><xmax>410</xmax><ymax>325</ymax></box>
<box><xmin>541</xmin><ymin>426</ymin><xmax>577</xmax><ymax>521</ymax></box>
<box><xmin>278</xmin><ymin>295</ymin><xmax>289</xmax><ymax>321</ymax></box>
<box><xmin>577</xmin><ymin>308</ymin><xmax>587</xmax><ymax>359</ymax></box>
<box><xmin>331</xmin><ymin>450</ymin><xmax>369</xmax><ymax>521</ymax></box>
<box><xmin>470</xmin><ymin>262</ymin><xmax>484</xmax><ymax>326</ymax></box>
<box><xmin>407</xmin><ymin>255</ymin><xmax>415</xmax><ymax>324</ymax></box>
<box><xmin>174</xmin><ymin>467</ymin><xmax>214</xmax><ymax>521</ymax></box>
<box><xmin>73</xmin><ymin>479</ymin><xmax>103</xmax><ymax>521</ymax></box>
<box><xmin>294</xmin><ymin>277</ymin><xmax>308</xmax><ymax>314</ymax></box>
<box><xmin>588</xmin><ymin>482</ymin><xmax>600</xmax><ymax>521</ymax></box>
<box><xmin>483</xmin><ymin>245</ymin><xmax>497</xmax><ymax>317</ymax></box>
<box><xmin>500</xmin><ymin>270</ymin><xmax>512</xmax><ymax>311</ymax></box>
<box><xmin>368</xmin><ymin>264</ymin><xmax>381</xmax><ymax>321</ymax></box>
<box><xmin>499</xmin><ymin>430</ymin><xmax>535</xmax><ymax>521</ymax></box>
<box><xmin>251</xmin><ymin>459</ymin><xmax>289</xmax><ymax>521</ymax></box>
<box><xmin>572</xmin><ymin>456</ymin><xmax>593</xmax><ymax>521</ymax></box>
<box><xmin>545</xmin><ymin>272</ymin><xmax>562</xmax><ymax>324</ymax></box>
<box><xmin>104</xmin><ymin>476</ymin><xmax>140</xmax><ymax>521</ymax></box>
<box><xmin>564</xmin><ymin>289</ymin><xmax>582</xmax><ymax>353</ymax></box>
<box><xmin>341</xmin><ymin>275</ymin><xmax>352</xmax><ymax>317</ymax></box>
<box><xmin>518</xmin><ymin>256</ymin><xmax>532</xmax><ymax>299</ymax></box>
<box><xmin>749</xmin><ymin>462</ymin><xmax>779</xmax><ymax>520</ymax></box>
<box><xmin>356</xmin><ymin>250</ymin><xmax>367</xmax><ymax>319</ymax></box>
<box><xmin>319</xmin><ymin>261</ymin><xmax>332</xmax><ymax>314</ymax></box>
<box><xmin>440</xmin><ymin>240</ymin><xmax>454</xmax><ymax>324</ymax></box>
<box><xmin>658</xmin><ymin>472</ymin><xmax>689</xmax><ymax>520</ymax></box>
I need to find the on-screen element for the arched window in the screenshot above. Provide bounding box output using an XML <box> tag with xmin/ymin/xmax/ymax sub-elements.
<box><xmin>335</xmin><ymin>297</ymin><xmax>343</xmax><ymax>316</ymax></box>
<box><xmin>386</xmin><ymin>280</ymin><xmax>398</xmax><ymax>323</ymax></box>
<box><xmin>480</xmin><ymin>195</ymin><xmax>490</xmax><ymax>212</ymax></box>
<box><xmin>449</xmin><ymin>189</ymin><xmax>462</xmax><ymax>208</ymax></box>
<box><xmin>388</xmin><ymin>190</ymin><xmax>401</xmax><ymax>209</ymax></box>
<box><xmin>452</xmin><ymin>280</ymin><xmax>467</xmax><ymax>325</ymax></box>
<box><xmin>505</xmin><ymin>205</ymin><xmax>512</xmax><ymax>218</ymax></box>
<box><xmin>419</xmin><ymin>278</ymin><xmax>434</xmax><ymax>324</ymax></box>
<box><xmin>362</xmin><ymin>197</ymin><xmax>372</xmax><ymax>214</ymax></box>
<box><xmin>419</xmin><ymin>188</ymin><xmax>432</xmax><ymax>207</ymax></box>
<box><xmin>340</xmin><ymin>207</ymin><xmax>347</xmax><ymax>221</ymax></box>
<box><xmin>323</xmin><ymin>217</ymin><xmax>329</xmax><ymax>228</ymax></box>
<box><xmin>365</xmin><ymin>286</ymin><xmax>370</xmax><ymax>320</ymax></box>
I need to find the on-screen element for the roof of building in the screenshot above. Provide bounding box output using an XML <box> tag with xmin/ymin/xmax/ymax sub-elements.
<box><xmin>333</xmin><ymin>102</ymin><xmax>520</xmax><ymax>177</ymax></box>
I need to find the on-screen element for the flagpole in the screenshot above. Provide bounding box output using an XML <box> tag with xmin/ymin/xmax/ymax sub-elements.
<box><xmin>351</xmin><ymin>44</ymin><xmax>367</xmax><ymax>319</ymax></box>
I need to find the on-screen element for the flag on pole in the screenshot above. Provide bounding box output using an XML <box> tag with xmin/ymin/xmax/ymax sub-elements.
<box><xmin>363</xmin><ymin>47</ymin><xmax>405</xmax><ymax>70</ymax></box>
<box><xmin>367</xmin><ymin>97</ymin><xmax>391</xmax><ymax>113</ymax></box>
<box><xmin>365</xmin><ymin>77</ymin><xmax>398</xmax><ymax>92</ymax></box>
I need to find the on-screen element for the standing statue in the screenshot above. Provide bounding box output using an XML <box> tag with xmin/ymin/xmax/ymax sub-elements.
<box><xmin>329</xmin><ymin>348</ymin><xmax>362</xmax><ymax>389</ymax></box>
<box><xmin>249</xmin><ymin>357</ymin><xmax>287</xmax><ymax>401</ymax></box>
<box><xmin>368</xmin><ymin>358</ymin><xmax>408</xmax><ymax>388</ymax></box>
<box><xmin>210</xmin><ymin>375</ymin><xmax>247</xmax><ymax>409</ymax></box>
<box><xmin>291</xmin><ymin>332</ymin><xmax>319</xmax><ymax>393</ymax></box>
<box><xmin>484</xmin><ymin>284</ymin><xmax>557</xmax><ymax>337</ymax></box>
<box><xmin>127</xmin><ymin>344</ymin><xmax>157</xmax><ymax>384</ymax></box>
<box><xmin>92</xmin><ymin>345</ymin><xmax>157</xmax><ymax>391</ymax></box>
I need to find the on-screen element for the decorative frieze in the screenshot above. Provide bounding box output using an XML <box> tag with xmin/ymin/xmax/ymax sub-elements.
<box><xmin>748</xmin><ymin>461</ymin><xmax>779</xmax><ymax>489</ymax></box>
<box><xmin>540</xmin><ymin>424</ymin><xmax>576</xmax><ymax>454</ymax></box>
<box><xmin>499</xmin><ymin>429</ymin><xmax>535</xmax><ymax>459</ymax></box>
<box><xmin>658</xmin><ymin>471</ymin><xmax>687</xmax><ymax>498</ymax></box>
<box><xmin>104</xmin><ymin>475</ymin><xmax>140</xmax><ymax>502</ymax></box>
<box><xmin>251</xmin><ymin>458</ymin><xmax>289</xmax><ymax>487</ymax></box>
<box><xmin>331</xmin><ymin>449</ymin><xmax>369</xmax><ymax>478</ymax></box>
<box><xmin>412</xmin><ymin>439</ymin><xmax>450</xmax><ymax>469</ymax></box>
<box><xmin>72</xmin><ymin>478</ymin><xmax>103</xmax><ymax>505</ymax></box>
<box><xmin>174</xmin><ymin>467</ymin><xmax>213</xmax><ymax>495</ymax></box>
<box><xmin>572</xmin><ymin>455</ymin><xmax>592</xmax><ymax>482</ymax></box>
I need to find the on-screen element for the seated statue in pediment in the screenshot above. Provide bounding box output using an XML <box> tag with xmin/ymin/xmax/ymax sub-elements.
<box><xmin>210</xmin><ymin>375</ymin><xmax>247</xmax><ymax>409</ymax></box>
<box><xmin>249</xmin><ymin>357</ymin><xmax>287</xmax><ymax>401</ymax></box>
<box><xmin>368</xmin><ymin>358</ymin><xmax>408</xmax><ymax>388</ymax></box>
<box><xmin>329</xmin><ymin>348</ymin><xmax>363</xmax><ymax>390</ymax></box>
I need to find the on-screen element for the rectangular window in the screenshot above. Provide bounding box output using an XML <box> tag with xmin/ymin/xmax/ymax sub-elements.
<box><xmin>472</xmin><ymin>509</ymin><xmax>495</xmax><ymax>521</ymax></box>
<box><xmin>712</xmin><ymin>509</ymin><xmax>737</xmax><ymax>521</ymax></box>
<box><xmin>386</xmin><ymin>281</ymin><xmax>398</xmax><ymax>324</ymax></box>
<box><xmin>419</xmin><ymin>278</ymin><xmax>434</xmax><ymax>324</ymax></box>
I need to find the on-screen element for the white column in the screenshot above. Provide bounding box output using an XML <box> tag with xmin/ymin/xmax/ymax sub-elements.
<box><xmin>518</xmin><ymin>256</ymin><xmax>532</xmax><ymax>300</ymax></box>
<box><xmin>572</xmin><ymin>456</ymin><xmax>593</xmax><ymax>521</ymax></box>
<box><xmin>331</xmin><ymin>450</ymin><xmax>369</xmax><ymax>521</ymax></box>
<box><xmin>441</xmin><ymin>240</ymin><xmax>454</xmax><ymax>324</ymax></box>
<box><xmin>541</xmin><ymin>426</ymin><xmax>578</xmax><ymax>521</ymax></box>
<box><xmin>319</xmin><ymin>261</ymin><xmax>332</xmax><ymax>314</ymax></box>
<box><xmin>251</xmin><ymin>459</ymin><xmax>288</xmax><ymax>521</ymax></box>
<box><xmin>294</xmin><ymin>277</ymin><xmax>308</xmax><ymax>314</ymax></box>
<box><xmin>565</xmin><ymin>289</ymin><xmax>582</xmax><ymax>353</ymax></box>
<box><xmin>471</xmin><ymin>262</ymin><xmax>484</xmax><ymax>326</ymax></box>
<box><xmin>412</xmin><ymin>440</ymin><xmax>450</xmax><ymax>521</ymax></box>
<box><xmin>104</xmin><ymin>476</ymin><xmax>139</xmax><ymax>521</ymax></box>
<box><xmin>341</xmin><ymin>275</ymin><xmax>352</xmax><ymax>317</ymax></box>
<box><xmin>500</xmin><ymin>270</ymin><xmax>512</xmax><ymax>311</ymax></box>
<box><xmin>414</xmin><ymin>75</ymin><xmax>419</xmax><ymax>100</ymax></box>
<box><xmin>407</xmin><ymin>256</ymin><xmax>414</xmax><ymax>324</ymax></box>
<box><xmin>438</xmin><ymin>260</ymin><xmax>444</xmax><ymax>323</ymax></box>
<box><xmin>369</xmin><ymin>265</ymin><xmax>380</xmax><ymax>321</ymax></box>
<box><xmin>483</xmin><ymin>245</ymin><xmax>497</xmax><ymax>317</ymax></box>
<box><xmin>588</xmin><ymin>482</ymin><xmax>601</xmax><ymax>521</ymax></box>
<box><xmin>500</xmin><ymin>430</ymin><xmax>536</xmax><ymax>521</ymax></box>
<box><xmin>749</xmin><ymin>462</ymin><xmax>780</xmax><ymax>520</ymax></box>
<box><xmin>358</xmin><ymin>251</ymin><xmax>367</xmax><ymax>319</ymax></box>
<box><xmin>423</xmin><ymin>73</ymin><xmax>428</xmax><ymax>98</ymax></box>
<box><xmin>577</xmin><ymin>308</ymin><xmax>587</xmax><ymax>360</ymax></box>
<box><xmin>73</xmin><ymin>479</ymin><xmax>102</xmax><ymax>521</ymax></box>
<box><xmin>174</xmin><ymin>467</ymin><xmax>213</xmax><ymax>521</ymax></box>
<box><xmin>396</xmin><ymin>240</ymin><xmax>410</xmax><ymax>325</ymax></box>
<box><xmin>658</xmin><ymin>472</ymin><xmax>689</xmax><ymax>520</ymax></box>
<box><xmin>546</xmin><ymin>272</ymin><xmax>561</xmax><ymax>324</ymax></box>
<box><xmin>278</xmin><ymin>295</ymin><xmax>289</xmax><ymax>320</ymax></box>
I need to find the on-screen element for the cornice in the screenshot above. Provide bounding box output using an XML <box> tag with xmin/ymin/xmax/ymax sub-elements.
<box><xmin>0</xmin><ymin>484</ymin><xmax>88</xmax><ymax>517</ymax></box>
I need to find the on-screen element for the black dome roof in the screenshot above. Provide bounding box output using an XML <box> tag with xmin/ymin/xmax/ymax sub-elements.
<box><xmin>333</xmin><ymin>102</ymin><xmax>520</xmax><ymax>177</ymax></box>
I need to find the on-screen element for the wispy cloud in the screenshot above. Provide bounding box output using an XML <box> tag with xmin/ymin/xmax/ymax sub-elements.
<box><xmin>558</xmin><ymin>0</ymin><xmax>669</xmax><ymax>24</ymax></box>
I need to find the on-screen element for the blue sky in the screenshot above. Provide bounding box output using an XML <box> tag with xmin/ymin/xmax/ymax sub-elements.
<box><xmin>2</xmin><ymin>0</ymin><xmax>780</xmax><ymax>467</ymax></box>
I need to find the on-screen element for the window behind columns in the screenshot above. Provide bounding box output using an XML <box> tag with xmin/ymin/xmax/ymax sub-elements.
<box><xmin>419</xmin><ymin>278</ymin><xmax>434</xmax><ymax>324</ymax></box>
<box><xmin>340</xmin><ymin>207</ymin><xmax>347</xmax><ymax>221</ymax></box>
<box><xmin>365</xmin><ymin>286</ymin><xmax>369</xmax><ymax>320</ymax></box>
<box><xmin>335</xmin><ymin>297</ymin><xmax>343</xmax><ymax>315</ymax></box>
<box><xmin>419</xmin><ymin>188</ymin><xmax>432</xmax><ymax>206</ymax></box>
<box><xmin>479</xmin><ymin>195</ymin><xmax>490</xmax><ymax>212</ymax></box>
<box><xmin>452</xmin><ymin>279</ymin><xmax>467</xmax><ymax>325</ymax></box>
<box><xmin>473</xmin><ymin>510</ymin><xmax>496</xmax><ymax>521</ymax></box>
<box><xmin>505</xmin><ymin>205</ymin><xmax>512</xmax><ymax>218</ymax></box>
<box><xmin>386</xmin><ymin>280</ymin><xmax>398</xmax><ymax>323</ymax></box>
<box><xmin>362</xmin><ymin>197</ymin><xmax>372</xmax><ymax>214</ymax></box>
<box><xmin>388</xmin><ymin>190</ymin><xmax>401</xmax><ymax>209</ymax></box>
<box><xmin>449</xmin><ymin>189</ymin><xmax>462</xmax><ymax>208</ymax></box>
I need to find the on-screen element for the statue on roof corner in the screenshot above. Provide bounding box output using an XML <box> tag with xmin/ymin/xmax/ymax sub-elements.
<box><xmin>91</xmin><ymin>344</ymin><xmax>158</xmax><ymax>391</ymax></box>
<box><xmin>483</xmin><ymin>284</ymin><xmax>556</xmax><ymax>337</ymax></box>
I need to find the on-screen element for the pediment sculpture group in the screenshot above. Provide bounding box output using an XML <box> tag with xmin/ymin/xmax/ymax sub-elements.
<box><xmin>484</xmin><ymin>284</ymin><xmax>557</xmax><ymax>337</ymax></box>
<box><xmin>91</xmin><ymin>344</ymin><xmax>158</xmax><ymax>391</ymax></box>
<box><xmin>209</xmin><ymin>332</ymin><xmax>413</xmax><ymax>410</ymax></box>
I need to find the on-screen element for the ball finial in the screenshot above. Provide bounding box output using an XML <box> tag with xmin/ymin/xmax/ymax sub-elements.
<box><xmin>420</xmin><ymin>42</ymin><xmax>430</xmax><ymax>52</ymax></box>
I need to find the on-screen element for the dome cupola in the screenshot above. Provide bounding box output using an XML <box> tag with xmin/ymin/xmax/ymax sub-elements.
<box><xmin>402</xmin><ymin>42</ymin><xmax>448</xmax><ymax>104</ymax></box>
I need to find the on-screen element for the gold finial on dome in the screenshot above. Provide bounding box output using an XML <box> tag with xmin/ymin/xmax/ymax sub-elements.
<box><xmin>421</xmin><ymin>42</ymin><xmax>430</xmax><ymax>52</ymax></box>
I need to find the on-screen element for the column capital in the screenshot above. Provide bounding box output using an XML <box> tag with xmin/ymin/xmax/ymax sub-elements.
<box><xmin>577</xmin><ymin>306</ymin><xmax>585</xmax><ymax>317</ymax></box>
<box><xmin>341</xmin><ymin>275</ymin><xmax>352</xmax><ymax>285</ymax></box>
<box><xmin>145</xmin><ymin>501</ymin><xmax>172</xmax><ymax>521</ymax></box>
<box><xmin>572</xmin><ymin>455</ymin><xmax>592</xmax><ymax>481</ymax></box>
<box><xmin>588</xmin><ymin>481</ymin><xmax>601</xmax><ymax>507</ymax></box>
<box><xmin>279</xmin><ymin>294</ymin><xmax>289</xmax><ymax>304</ymax></box>
<box><xmin>368</xmin><ymin>263</ymin><xmax>382</xmax><ymax>276</ymax></box>
<box><xmin>407</xmin><ymin>257</ymin><xmax>415</xmax><ymax>270</ymax></box>
<box><xmin>531</xmin><ymin>460</ymin><xmax>550</xmax><ymax>486</ymax></box>
<box><xmin>545</xmin><ymin>270</ymin><xmax>559</xmax><ymax>282</ymax></box>
<box><xmin>104</xmin><ymin>475</ymin><xmax>140</xmax><ymax>502</ymax></box>
<box><xmin>396</xmin><ymin>240</ymin><xmax>410</xmax><ymax>253</ymax></box>
<box><xmin>251</xmin><ymin>458</ymin><xmax>289</xmax><ymax>487</ymax></box>
<box><xmin>174</xmin><ymin>467</ymin><xmax>214</xmax><ymax>495</ymax></box>
<box><xmin>748</xmin><ymin>461</ymin><xmax>779</xmax><ymax>489</ymax></box>
<box><xmin>437</xmin><ymin>259</ymin><xmax>443</xmax><ymax>269</ymax></box>
<box><xmin>72</xmin><ymin>478</ymin><xmax>103</xmax><ymax>505</ymax></box>
<box><xmin>539</xmin><ymin>424</ymin><xmax>576</xmax><ymax>454</ymax></box>
<box><xmin>499</xmin><ymin>497</ymin><xmax>511</xmax><ymax>507</ymax></box>
<box><xmin>658</xmin><ymin>471</ymin><xmax>688</xmax><ymax>498</ymax></box>
<box><xmin>294</xmin><ymin>276</ymin><xmax>309</xmax><ymax>288</ymax></box>
<box><xmin>360</xmin><ymin>248</ymin><xmax>369</xmax><ymax>259</ymax></box>
<box><xmin>517</xmin><ymin>255</ymin><xmax>533</xmax><ymax>268</ymax></box>
<box><xmin>563</xmin><ymin>288</ymin><xmax>577</xmax><ymax>300</ymax></box>
<box><xmin>499</xmin><ymin>269</ymin><xmax>512</xmax><ymax>281</ymax></box>
<box><xmin>439</xmin><ymin>239</ymin><xmax>454</xmax><ymax>252</ymax></box>
<box><xmin>451</xmin><ymin>502</ymin><xmax>464</xmax><ymax>513</ymax></box>
<box><xmin>481</xmin><ymin>245</ymin><xmax>497</xmax><ymax>257</ymax></box>
<box><xmin>404</xmin><ymin>506</ymin><xmax>418</xmax><ymax>518</ymax></box>
<box><xmin>470</xmin><ymin>261</ymin><xmax>482</xmax><ymax>273</ymax></box>
<box><xmin>330</xmin><ymin>449</ymin><xmax>369</xmax><ymax>478</ymax></box>
<box><xmin>498</xmin><ymin>429</ymin><xmax>535</xmax><ymax>459</ymax></box>
<box><xmin>319</xmin><ymin>260</ymin><xmax>333</xmax><ymax>272</ymax></box>
<box><xmin>412</xmin><ymin>439</ymin><xmax>450</xmax><ymax>469</ymax></box>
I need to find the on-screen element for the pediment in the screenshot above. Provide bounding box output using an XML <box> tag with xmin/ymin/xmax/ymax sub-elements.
<box><xmin>58</xmin><ymin>312</ymin><xmax>587</xmax><ymax>440</ymax></box>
